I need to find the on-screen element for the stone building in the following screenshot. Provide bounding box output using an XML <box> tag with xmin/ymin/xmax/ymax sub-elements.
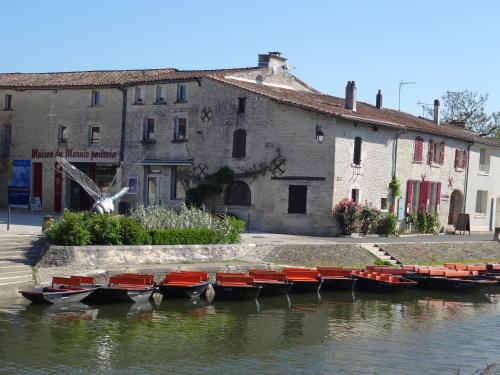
<box><xmin>1</xmin><ymin>52</ymin><xmax>499</xmax><ymax>234</ymax></box>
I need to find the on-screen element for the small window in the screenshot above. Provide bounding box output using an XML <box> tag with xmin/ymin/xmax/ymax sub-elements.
<box><xmin>174</xmin><ymin>117</ymin><xmax>187</xmax><ymax>141</ymax></box>
<box><xmin>155</xmin><ymin>85</ymin><xmax>166</xmax><ymax>103</ymax></box>
<box><xmin>232</xmin><ymin>129</ymin><xmax>247</xmax><ymax>158</ymax></box>
<box><xmin>176</xmin><ymin>85</ymin><xmax>187</xmax><ymax>102</ymax></box>
<box><xmin>351</xmin><ymin>188</ymin><xmax>360</xmax><ymax>203</ymax></box>
<box><xmin>380</xmin><ymin>198</ymin><xmax>388</xmax><ymax>210</ymax></box>
<box><xmin>288</xmin><ymin>185</ymin><xmax>307</xmax><ymax>214</ymax></box>
<box><xmin>91</xmin><ymin>90</ymin><xmax>101</xmax><ymax>106</ymax></box>
<box><xmin>238</xmin><ymin>97</ymin><xmax>247</xmax><ymax>114</ymax></box>
<box><xmin>88</xmin><ymin>126</ymin><xmax>100</xmax><ymax>145</ymax></box>
<box><xmin>171</xmin><ymin>166</ymin><xmax>191</xmax><ymax>200</ymax></box>
<box><xmin>479</xmin><ymin>148</ymin><xmax>490</xmax><ymax>173</ymax></box>
<box><xmin>475</xmin><ymin>190</ymin><xmax>488</xmax><ymax>214</ymax></box>
<box><xmin>135</xmin><ymin>87</ymin><xmax>145</xmax><ymax>104</ymax></box>
<box><xmin>433</xmin><ymin>141</ymin><xmax>441</xmax><ymax>164</ymax></box>
<box><xmin>58</xmin><ymin>126</ymin><xmax>67</xmax><ymax>144</ymax></box>
<box><xmin>225</xmin><ymin>181</ymin><xmax>251</xmax><ymax>206</ymax></box>
<box><xmin>144</xmin><ymin>118</ymin><xmax>155</xmax><ymax>140</ymax></box>
<box><xmin>4</xmin><ymin>94</ymin><xmax>12</xmax><ymax>110</ymax></box>
<box><xmin>413</xmin><ymin>137</ymin><xmax>424</xmax><ymax>162</ymax></box>
<box><xmin>353</xmin><ymin>137</ymin><xmax>362</xmax><ymax>165</ymax></box>
<box><xmin>0</xmin><ymin>124</ymin><xmax>11</xmax><ymax>156</ymax></box>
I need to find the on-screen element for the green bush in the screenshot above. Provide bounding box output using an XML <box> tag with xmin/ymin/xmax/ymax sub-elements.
<box><xmin>45</xmin><ymin>210</ymin><xmax>91</xmax><ymax>246</ymax></box>
<box><xmin>376</xmin><ymin>212</ymin><xmax>398</xmax><ymax>236</ymax></box>
<box><xmin>120</xmin><ymin>217</ymin><xmax>151</xmax><ymax>245</ymax></box>
<box><xmin>149</xmin><ymin>228</ymin><xmax>224</xmax><ymax>245</ymax></box>
<box><xmin>425</xmin><ymin>211</ymin><xmax>441</xmax><ymax>234</ymax></box>
<box><xmin>417</xmin><ymin>210</ymin><xmax>428</xmax><ymax>233</ymax></box>
<box><xmin>226</xmin><ymin>216</ymin><xmax>246</xmax><ymax>243</ymax></box>
<box><xmin>87</xmin><ymin>213</ymin><xmax>122</xmax><ymax>245</ymax></box>
<box><xmin>374</xmin><ymin>258</ymin><xmax>393</xmax><ymax>266</ymax></box>
<box><xmin>359</xmin><ymin>203</ymin><xmax>380</xmax><ymax>235</ymax></box>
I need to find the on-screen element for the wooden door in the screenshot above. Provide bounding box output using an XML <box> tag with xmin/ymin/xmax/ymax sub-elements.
<box><xmin>33</xmin><ymin>163</ymin><xmax>43</xmax><ymax>202</ymax></box>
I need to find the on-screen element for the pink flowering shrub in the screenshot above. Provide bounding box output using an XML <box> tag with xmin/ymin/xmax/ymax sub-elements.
<box><xmin>332</xmin><ymin>198</ymin><xmax>361</xmax><ymax>235</ymax></box>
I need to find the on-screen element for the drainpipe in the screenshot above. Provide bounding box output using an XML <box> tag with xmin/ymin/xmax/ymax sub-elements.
<box><xmin>463</xmin><ymin>141</ymin><xmax>474</xmax><ymax>213</ymax></box>
<box><xmin>119</xmin><ymin>87</ymin><xmax>128</xmax><ymax>163</ymax></box>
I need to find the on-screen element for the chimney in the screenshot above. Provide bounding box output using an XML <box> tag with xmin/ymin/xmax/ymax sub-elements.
<box><xmin>376</xmin><ymin>89</ymin><xmax>383</xmax><ymax>109</ymax></box>
<box><xmin>258</xmin><ymin>52</ymin><xmax>288</xmax><ymax>72</ymax></box>
<box><xmin>345</xmin><ymin>81</ymin><xmax>357</xmax><ymax>111</ymax></box>
<box><xmin>433</xmin><ymin>99</ymin><xmax>440</xmax><ymax>125</ymax></box>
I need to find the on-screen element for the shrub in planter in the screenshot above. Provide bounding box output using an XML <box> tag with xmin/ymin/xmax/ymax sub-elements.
<box><xmin>425</xmin><ymin>211</ymin><xmax>440</xmax><ymax>234</ymax></box>
<box><xmin>87</xmin><ymin>213</ymin><xmax>122</xmax><ymax>245</ymax></box>
<box><xmin>149</xmin><ymin>228</ymin><xmax>223</xmax><ymax>245</ymax></box>
<box><xmin>376</xmin><ymin>212</ymin><xmax>398</xmax><ymax>236</ymax></box>
<box><xmin>359</xmin><ymin>202</ymin><xmax>380</xmax><ymax>235</ymax></box>
<box><xmin>45</xmin><ymin>210</ymin><xmax>91</xmax><ymax>246</ymax></box>
<box><xmin>332</xmin><ymin>198</ymin><xmax>360</xmax><ymax>235</ymax></box>
<box><xmin>120</xmin><ymin>217</ymin><xmax>151</xmax><ymax>245</ymax></box>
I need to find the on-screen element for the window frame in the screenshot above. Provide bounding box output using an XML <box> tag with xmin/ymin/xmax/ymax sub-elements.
<box><xmin>58</xmin><ymin>125</ymin><xmax>67</xmax><ymax>145</ymax></box>
<box><xmin>173</xmin><ymin>117</ymin><xmax>188</xmax><ymax>142</ymax></box>
<box><xmin>353</xmin><ymin>137</ymin><xmax>362</xmax><ymax>166</ymax></box>
<box><xmin>134</xmin><ymin>86</ymin><xmax>145</xmax><ymax>105</ymax></box>
<box><xmin>224</xmin><ymin>181</ymin><xmax>252</xmax><ymax>207</ymax></box>
<box><xmin>351</xmin><ymin>188</ymin><xmax>360</xmax><ymax>203</ymax></box>
<box><xmin>155</xmin><ymin>85</ymin><xmax>167</xmax><ymax>104</ymax></box>
<box><xmin>170</xmin><ymin>166</ymin><xmax>191</xmax><ymax>200</ymax></box>
<box><xmin>475</xmin><ymin>190</ymin><xmax>488</xmax><ymax>215</ymax></box>
<box><xmin>288</xmin><ymin>185</ymin><xmax>307</xmax><ymax>214</ymax></box>
<box><xmin>91</xmin><ymin>90</ymin><xmax>101</xmax><ymax>106</ymax></box>
<box><xmin>413</xmin><ymin>136</ymin><xmax>424</xmax><ymax>162</ymax></box>
<box><xmin>4</xmin><ymin>94</ymin><xmax>12</xmax><ymax>110</ymax></box>
<box><xmin>88</xmin><ymin>126</ymin><xmax>100</xmax><ymax>146</ymax></box>
<box><xmin>232</xmin><ymin>129</ymin><xmax>247</xmax><ymax>158</ymax></box>
<box><xmin>237</xmin><ymin>97</ymin><xmax>247</xmax><ymax>114</ymax></box>
<box><xmin>144</xmin><ymin>118</ymin><xmax>155</xmax><ymax>141</ymax></box>
<box><xmin>176</xmin><ymin>84</ymin><xmax>187</xmax><ymax>102</ymax></box>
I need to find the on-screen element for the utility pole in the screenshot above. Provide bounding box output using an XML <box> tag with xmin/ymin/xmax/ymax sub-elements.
<box><xmin>398</xmin><ymin>80</ymin><xmax>416</xmax><ymax>111</ymax></box>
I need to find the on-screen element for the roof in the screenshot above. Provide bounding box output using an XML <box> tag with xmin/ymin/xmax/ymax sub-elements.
<box><xmin>0</xmin><ymin>67</ymin><xmax>260</xmax><ymax>88</ymax></box>
<box><xmin>209</xmin><ymin>76</ymin><xmax>500</xmax><ymax>147</ymax></box>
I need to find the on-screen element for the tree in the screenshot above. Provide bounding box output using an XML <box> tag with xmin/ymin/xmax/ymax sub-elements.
<box><xmin>424</xmin><ymin>90</ymin><xmax>499</xmax><ymax>138</ymax></box>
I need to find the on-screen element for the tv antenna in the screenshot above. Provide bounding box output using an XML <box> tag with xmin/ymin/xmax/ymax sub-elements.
<box><xmin>398</xmin><ymin>80</ymin><xmax>416</xmax><ymax>111</ymax></box>
<box><xmin>417</xmin><ymin>101</ymin><xmax>433</xmax><ymax>117</ymax></box>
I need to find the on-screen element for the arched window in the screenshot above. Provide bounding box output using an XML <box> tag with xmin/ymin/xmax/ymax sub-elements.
<box><xmin>232</xmin><ymin>129</ymin><xmax>247</xmax><ymax>158</ymax></box>
<box><xmin>353</xmin><ymin>136</ymin><xmax>362</xmax><ymax>165</ymax></box>
<box><xmin>224</xmin><ymin>181</ymin><xmax>251</xmax><ymax>206</ymax></box>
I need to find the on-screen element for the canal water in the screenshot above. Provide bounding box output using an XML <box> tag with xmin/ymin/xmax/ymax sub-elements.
<box><xmin>1</xmin><ymin>290</ymin><xmax>499</xmax><ymax>375</ymax></box>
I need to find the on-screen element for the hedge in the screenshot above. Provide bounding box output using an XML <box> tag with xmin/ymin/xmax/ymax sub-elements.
<box><xmin>149</xmin><ymin>228</ymin><xmax>224</xmax><ymax>245</ymax></box>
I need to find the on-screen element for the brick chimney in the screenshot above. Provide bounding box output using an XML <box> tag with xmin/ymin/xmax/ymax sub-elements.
<box><xmin>376</xmin><ymin>89</ymin><xmax>383</xmax><ymax>109</ymax></box>
<box><xmin>433</xmin><ymin>99</ymin><xmax>440</xmax><ymax>125</ymax></box>
<box><xmin>345</xmin><ymin>81</ymin><xmax>357</xmax><ymax>111</ymax></box>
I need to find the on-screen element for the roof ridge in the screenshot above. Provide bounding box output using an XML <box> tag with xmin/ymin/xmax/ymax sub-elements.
<box><xmin>0</xmin><ymin>68</ymin><xmax>176</xmax><ymax>75</ymax></box>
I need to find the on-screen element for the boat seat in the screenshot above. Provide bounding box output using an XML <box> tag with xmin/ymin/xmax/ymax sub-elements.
<box><xmin>466</xmin><ymin>265</ymin><xmax>487</xmax><ymax>272</ymax></box>
<box><xmin>168</xmin><ymin>271</ymin><xmax>209</xmax><ymax>281</ymax></box>
<box><xmin>318</xmin><ymin>267</ymin><xmax>352</xmax><ymax>278</ymax></box>
<box><xmin>429</xmin><ymin>270</ymin><xmax>445</xmax><ymax>277</ymax></box>
<box><xmin>164</xmin><ymin>274</ymin><xmax>203</xmax><ymax>284</ymax></box>
<box><xmin>283</xmin><ymin>268</ymin><xmax>319</xmax><ymax>280</ymax></box>
<box><xmin>444</xmin><ymin>270</ymin><xmax>471</xmax><ymax>278</ymax></box>
<box><xmin>52</xmin><ymin>277</ymin><xmax>81</xmax><ymax>288</ymax></box>
<box><xmin>253</xmin><ymin>279</ymin><xmax>286</xmax><ymax>284</ymax></box>
<box><xmin>70</xmin><ymin>275</ymin><xmax>95</xmax><ymax>285</ymax></box>
<box><xmin>216</xmin><ymin>275</ymin><xmax>254</xmax><ymax>285</ymax></box>
<box><xmin>286</xmin><ymin>277</ymin><xmax>318</xmax><ymax>282</ymax></box>
<box><xmin>218</xmin><ymin>282</ymin><xmax>254</xmax><ymax>287</ymax></box>
<box><xmin>165</xmin><ymin>281</ymin><xmax>204</xmax><ymax>286</ymax></box>
<box><xmin>114</xmin><ymin>274</ymin><xmax>154</xmax><ymax>285</ymax></box>
<box><xmin>402</xmin><ymin>265</ymin><xmax>416</xmax><ymax>271</ymax></box>
<box><xmin>250</xmin><ymin>272</ymin><xmax>288</xmax><ymax>282</ymax></box>
<box><xmin>109</xmin><ymin>276</ymin><xmax>148</xmax><ymax>286</ymax></box>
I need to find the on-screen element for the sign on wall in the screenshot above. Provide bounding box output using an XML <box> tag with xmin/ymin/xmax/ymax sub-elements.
<box><xmin>8</xmin><ymin>160</ymin><xmax>31</xmax><ymax>208</ymax></box>
<box><xmin>31</xmin><ymin>148</ymin><xmax>119</xmax><ymax>163</ymax></box>
<box><xmin>127</xmin><ymin>176</ymin><xmax>138</xmax><ymax>194</ymax></box>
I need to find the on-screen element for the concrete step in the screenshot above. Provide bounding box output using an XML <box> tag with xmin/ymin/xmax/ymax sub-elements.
<box><xmin>0</xmin><ymin>252</ymin><xmax>38</xmax><ymax>259</ymax></box>
<box><xmin>0</xmin><ymin>263</ymin><xmax>32</xmax><ymax>270</ymax></box>
<box><xmin>0</xmin><ymin>269</ymin><xmax>33</xmax><ymax>277</ymax></box>
<box><xmin>0</xmin><ymin>274</ymin><xmax>33</xmax><ymax>283</ymax></box>
<box><xmin>0</xmin><ymin>247</ymin><xmax>38</xmax><ymax>253</ymax></box>
<box><xmin>0</xmin><ymin>280</ymin><xmax>34</xmax><ymax>289</ymax></box>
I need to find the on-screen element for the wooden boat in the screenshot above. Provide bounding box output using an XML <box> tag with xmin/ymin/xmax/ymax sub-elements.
<box><xmin>403</xmin><ymin>267</ymin><xmax>488</xmax><ymax>290</ymax></box>
<box><xmin>90</xmin><ymin>273</ymin><xmax>156</xmax><ymax>303</ymax></box>
<box><xmin>351</xmin><ymin>270</ymin><xmax>417</xmax><ymax>292</ymax></box>
<box><xmin>212</xmin><ymin>273</ymin><xmax>261</xmax><ymax>300</ymax></box>
<box><xmin>19</xmin><ymin>276</ymin><xmax>98</xmax><ymax>305</ymax></box>
<box><xmin>158</xmin><ymin>271</ymin><xmax>209</xmax><ymax>299</ymax></box>
<box><xmin>283</xmin><ymin>268</ymin><xmax>322</xmax><ymax>293</ymax></box>
<box><xmin>317</xmin><ymin>267</ymin><xmax>355</xmax><ymax>291</ymax></box>
<box><xmin>248</xmin><ymin>269</ymin><xmax>293</xmax><ymax>296</ymax></box>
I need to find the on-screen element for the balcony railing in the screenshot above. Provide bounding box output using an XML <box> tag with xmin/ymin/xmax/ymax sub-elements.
<box><xmin>479</xmin><ymin>163</ymin><xmax>490</xmax><ymax>174</ymax></box>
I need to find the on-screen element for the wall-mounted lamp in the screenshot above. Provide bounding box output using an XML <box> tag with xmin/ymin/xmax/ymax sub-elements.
<box><xmin>316</xmin><ymin>125</ymin><xmax>324</xmax><ymax>144</ymax></box>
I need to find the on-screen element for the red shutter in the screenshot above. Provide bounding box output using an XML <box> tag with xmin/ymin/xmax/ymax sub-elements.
<box><xmin>406</xmin><ymin>180</ymin><xmax>413</xmax><ymax>215</ymax></box>
<box><xmin>454</xmin><ymin>149</ymin><xmax>460</xmax><ymax>169</ymax></box>
<box><xmin>462</xmin><ymin>150</ymin><xmax>468</xmax><ymax>169</ymax></box>
<box><xmin>435</xmin><ymin>182</ymin><xmax>441</xmax><ymax>212</ymax></box>
<box><xmin>428</xmin><ymin>140</ymin><xmax>434</xmax><ymax>164</ymax></box>
<box><xmin>439</xmin><ymin>142</ymin><xmax>445</xmax><ymax>165</ymax></box>
<box><xmin>419</xmin><ymin>181</ymin><xmax>431</xmax><ymax>212</ymax></box>
<box><xmin>414</xmin><ymin>137</ymin><xmax>423</xmax><ymax>161</ymax></box>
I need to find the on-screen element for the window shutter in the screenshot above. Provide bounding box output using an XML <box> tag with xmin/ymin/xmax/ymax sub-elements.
<box><xmin>439</xmin><ymin>142</ymin><xmax>445</xmax><ymax>165</ymax></box>
<box><xmin>435</xmin><ymin>182</ymin><xmax>441</xmax><ymax>211</ymax></box>
<box><xmin>414</xmin><ymin>137</ymin><xmax>423</xmax><ymax>161</ymax></box>
<box><xmin>462</xmin><ymin>150</ymin><xmax>468</xmax><ymax>169</ymax></box>
<box><xmin>454</xmin><ymin>149</ymin><xmax>460</xmax><ymax>168</ymax></box>
<box><xmin>419</xmin><ymin>181</ymin><xmax>431</xmax><ymax>211</ymax></box>
<box><xmin>353</xmin><ymin>137</ymin><xmax>362</xmax><ymax>165</ymax></box>
<box><xmin>428</xmin><ymin>140</ymin><xmax>434</xmax><ymax>164</ymax></box>
<box><xmin>406</xmin><ymin>180</ymin><xmax>413</xmax><ymax>215</ymax></box>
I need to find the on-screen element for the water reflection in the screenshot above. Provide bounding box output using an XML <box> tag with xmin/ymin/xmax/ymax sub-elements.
<box><xmin>0</xmin><ymin>290</ymin><xmax>499</xmax><ymax>374</ymax></box>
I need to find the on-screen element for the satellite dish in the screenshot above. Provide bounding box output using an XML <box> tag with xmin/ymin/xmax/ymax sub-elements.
<box><xmin>56</xmin><ymin>157</ymin><xmax>129</xmax><ymax>214</ymax></box>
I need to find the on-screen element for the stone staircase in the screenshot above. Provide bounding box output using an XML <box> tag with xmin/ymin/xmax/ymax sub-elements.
<box><xmin>0</xmin><ymin>233</ymin><xmax>42</xmax><ymax>293</ymax></box>
<box><xmin>361</xmin><ymin>243</ymin><xmax>401</xmax><ymax>265</ymax></box>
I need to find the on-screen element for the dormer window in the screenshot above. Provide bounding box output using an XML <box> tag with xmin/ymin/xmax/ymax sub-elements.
<box><xmin>135</xmin><ymin>87</ymin><xmax>145</xmax><ymax>104</ymax></box>
<box><xmin>155</xmin><ymin>85</ymin><xmax>166</xmax><ymax>104</ymax></box>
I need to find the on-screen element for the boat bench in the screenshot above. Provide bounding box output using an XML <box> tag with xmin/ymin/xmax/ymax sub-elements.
<box><xmin>164</xmin><ymin>274</ymin><xmax>203</xmax><ymax>284</ymax></box>
<box><xmin>249</xmin><ymin>271</ymin><xmax>288</xmax><ymax>282</ymax></box>
<box><xmin>109</xmin><ymin>276</ymin><xmax>149</xmax><ymax>286</ymax></box>
<box><xmin>52</xmin><ymin>277</ymin><xmax>81</xmax><ymax>288</ymax></box>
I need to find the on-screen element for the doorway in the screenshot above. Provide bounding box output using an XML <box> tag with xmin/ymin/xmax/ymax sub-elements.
<box><xmin>448</xmin><ymin>190</ymin><xmax>464</xmax><ymax>226</ymax></box>
<box><xmin>68</xmin><ymin>163</ymin><xmax>96</xmax><ymax>211</ymax></box>
<box><xmin>147</xmin><ymin>176</ymin><xmax>161</xmax><ymax>206</ymax></box>
<box><xmin>32</xmin><ymin>162</ymin><xmax>43</xmax><ymax>203</ymax></box>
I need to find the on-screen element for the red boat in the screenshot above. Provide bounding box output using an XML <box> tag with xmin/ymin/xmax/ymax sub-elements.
<box><xmin>351</xmin><ymin>270</ymin><xmax>417</xmax><ymax>292</ymax></box>
<box><xmin>158</xmin><ymin>271</ymin><xmax>209</xmax><ymax>299</ymax></box>
<box><xmin>283</xmin><ymin>268</ymin><xmax>322</xmax><ymax>293</ymax></box>
<box><xmin>403</xmin><ymin>266</ymin><xmax>497</xmax><ymax>290</ymax></box>
<box><xmin>89</xmin><ymin>273</ymin><xmax>156</xmax><ymax>303</ymax></box>
<box><xmin>317</xmin><ymin>267</ymin><xmax>355</xmax><ymax>291</ymax></box>
<box><xmin>248</xmin><ymin>269</ymin><xmax>293</xmax><ymax>296</ymax></box>
<box><xmin>212</xmin><ymin>273</ymin><xmax>261</xmax><ymax>300</ymax></box>
<box><xmin>20</xmin><ymin>276</ymin><xmax>98</xmax><ymax>304</ymax></box>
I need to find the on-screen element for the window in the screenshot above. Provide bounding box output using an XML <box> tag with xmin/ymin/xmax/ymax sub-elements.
<box><xmin>353</xmin><ymin>137</ymin><xmax>362</xmax><ymax>165</ymax></box>
<box><xmin>174</xmin><ymin>117</ymin><xmax>187</xmax><ymax>141</ymax></box>
<box><xmin>91</xmin><ymin>90</ymin><xmax>101</xmax><ymax>106</ymax></box>
<box><xmin>479</xmin><ymin>148</ymin><xmax>490</xmax><ymax>173</ymax></box>
<box><xmin>4</xmin><ymin>94</ymin><xmax>12</xmax><ymax>110</ymax></box>
<box><xmin>88</xmin><ymin>126</ymin><xmax>100</xmax><ymax>145</ymax></box>
<box><xmin>475</xmin><ymin>190</ymin><xmax>488</xmax><ymax>214</ymax></box>
<box><xmin>225</xmin><ymin>181</ymin><xmax>251</xmax><ymax>206</ymax></box>
<box><xmin>428</xmin><ymin>140</ymin><xmax>444</xmax><ymax>164</ymax></box>
<box><xmin>0</xmin><ymin>125</ymin><xmax>11</xmax><ymax>156</ymax></box>
<box><xmin>238</xmin><ymin>97</ymin><xmax>247</xmax><ymax>114</ymax></box>
<box><xmin>406</xmin><ymin>180</ymin><xmax>441</xmax><ymax>215</ymax></box>
<box><xmin>413</xmin><ymin>137</ymin><xmax>424</xmax><ymax>162</ymax></box>
<box><xmin>454</xmin><ymin>149</ymin><xmax>468</xmax><ymax>169</ymax></box>
<box><xmin>428</xmin><ymin>182</ymin><xmax>441</xmax><ymax>212</ymax></box>
<box><xmin>381</xmin><ymin>198</ymin><xmax>388</xmax><ymax>210</ymax></box>
<box><xmin>58</xmin><ymin>126</ymin><xmax>67</xmax><ymax>144</ymax></box>
<box><xmin>232</xmin><ymin>129</ymin><xmax>247</xmax><ymax>158</ymax></box>
<box><xmin>288</xmin><ymin>185</ymin><xmax>307</xmax><ymax>214</ymax></box>
<box><xmin>144</xmin><ymin>118</ymin><xmax>155</xmax><ymax>140</ymax></box>
<box><xmin>176</xmin><ymin>85</ymin><xmax>187</xmax><ymax>102</ymax></box>
<box><xmin>155</xmin><ymin>85</ymin><xmax>166</xmax><ymax>103</ymax></box>
<box><xmin>171</xmin><ymin>166</ymin><xmax>191</xmax><ymax>200</ymax></box>
<box><xmin>135</xmin><ymin>87</ymin><xmax>145</xmax><ymax>104</ymax></box>
<box><xmin>351</xmin><ymin>188</ymin><xmax>360</xmax><ymax>203</ymax></box>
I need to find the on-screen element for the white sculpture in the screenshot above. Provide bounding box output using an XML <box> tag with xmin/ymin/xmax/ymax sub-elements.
<box><xmin>56</xmin><ymin>157</ymin><xmax>129</xmax><ymax>214</ymax></box>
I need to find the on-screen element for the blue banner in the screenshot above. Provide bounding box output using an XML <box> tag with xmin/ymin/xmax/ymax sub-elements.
<box><xmin>8</xmin><ymin>160</ymin><xmax>31</xmax><ymax>208</ymax></box>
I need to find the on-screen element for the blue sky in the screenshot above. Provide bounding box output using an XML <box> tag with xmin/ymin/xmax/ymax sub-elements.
<box><xmin>1</xmin><ymin>0</ymin><xmax>498</xmax><ymax>115</ymax></box>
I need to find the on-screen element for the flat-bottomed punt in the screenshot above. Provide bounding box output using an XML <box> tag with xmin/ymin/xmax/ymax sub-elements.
<box><xmin>20</xmin><ymin>276</ymin><xmax>98</xmax><ymax>305</ymax></box>
<box><xmin>158</xmin><ymin>271</ymin><xmax>209</xmax><ymax>299</ymax></box>
<box><xmin>318</xmin><ymin>267</ymin><xmax>355</xmax><ymax>291</ymax></box>
<box><xmin>212</xmin><ymin>273</ymin><xmax>261</xmax><ymax>300</ymax></box>
<box><xmin>404</xmin><ymin>266</ymin><xmax>497</xmax><ymax>290</ymax></box>
<box><xmin>248</xmin><ymin>269</ymin><xmax>293</xmax><ymax>296</ymax></box>
<box><xmin>283</xmin><ymin>268</ymin><xmax>322</xmax><ymax>293</ymax></box>
<box><xmin>89</xmin><ymin>274</ymin><xmax>156</xmax><ymax>303</ymax></box>
<box><xmin>351</xmin><ymin>271</ymin><xmax>417</xmax><ymax>292</ymax></box>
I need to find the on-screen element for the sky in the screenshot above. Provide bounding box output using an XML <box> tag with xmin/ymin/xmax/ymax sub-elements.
<box><xmin>1</xmin><ymin>0</ymin><xmax>499</xmax><ymax>116</ymax></box>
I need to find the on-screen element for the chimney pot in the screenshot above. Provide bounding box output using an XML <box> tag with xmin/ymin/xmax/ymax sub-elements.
<box><xmin>376</xmin><ymin>89</ymin><xmax>383</xmax><ymax>109</ymax></box>
<box><xmin>345</xmin><ymin>81</ymin><xmax>357</xmax><ymax>111</ymax></box>
<box><xmin>433</xmin><ymin>99</ymin><xmax>440</xmax><ymax>125</ymax></box>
